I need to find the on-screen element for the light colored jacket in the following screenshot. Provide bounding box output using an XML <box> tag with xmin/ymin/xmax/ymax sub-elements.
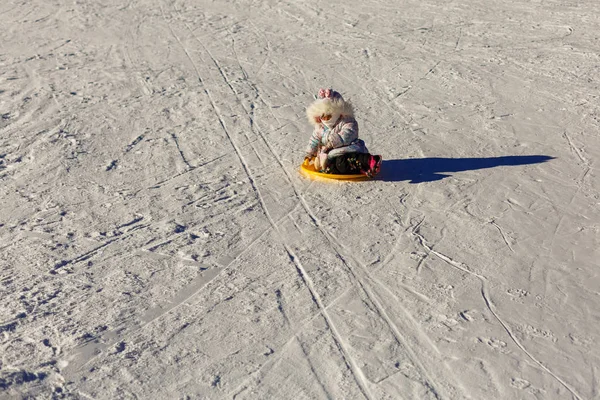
<box><xmin>305</xmin><ymin>116</ymin><xmax>368</xmax><ymax>159</ymax></box>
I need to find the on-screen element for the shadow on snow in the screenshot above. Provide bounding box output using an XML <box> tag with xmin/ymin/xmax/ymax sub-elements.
<box><xmin>377</xmin><ymin>155</ymin><xmax>555</xmax><ymax>183</ymax></box>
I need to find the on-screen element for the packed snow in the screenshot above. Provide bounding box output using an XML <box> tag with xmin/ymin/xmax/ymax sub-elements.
<box><xmin>1</xmin><ymin>0</ymin><xmax>599</xmax><ymax>398</ymax></box>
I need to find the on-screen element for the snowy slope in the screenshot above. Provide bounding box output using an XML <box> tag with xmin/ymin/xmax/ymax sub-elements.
<box><xmin>1</xmin><ymin>0</ymin><xmax>599</xmax><ymax>398</ymax></box>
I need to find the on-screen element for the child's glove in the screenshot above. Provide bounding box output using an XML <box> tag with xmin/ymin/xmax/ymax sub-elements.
<box><xmin>314</xmin><ymin>151</ymin><xmax>328</xmax><ymax>171</ymax></box>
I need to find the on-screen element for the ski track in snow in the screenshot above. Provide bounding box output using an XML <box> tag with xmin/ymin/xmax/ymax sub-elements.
<box><xmin>1</xmin><ymin>0</ymin><xmax>599</xmax><ymax>398</ymax></box>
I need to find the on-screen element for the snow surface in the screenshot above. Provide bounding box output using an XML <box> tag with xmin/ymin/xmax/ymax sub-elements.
<box><xmin>1</xmin><ymin>0</ymin><xmax>599</xmax><ymax>398</ymax></box>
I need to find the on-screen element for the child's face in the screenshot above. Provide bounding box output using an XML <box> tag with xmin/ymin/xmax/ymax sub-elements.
<box><xmin>315</xmin><ymin>114</ymin><xmax>332</xmax><ymax>124</ymax></box>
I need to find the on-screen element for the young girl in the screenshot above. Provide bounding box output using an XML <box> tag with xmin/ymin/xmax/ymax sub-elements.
<box><xmin>304</xmin><ymin>88</ymin><xmax>382</xmax><ymax>177</ymax></box>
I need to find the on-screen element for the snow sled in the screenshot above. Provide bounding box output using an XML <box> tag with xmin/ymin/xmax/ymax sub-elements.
<box><xmin>300</xmin><ymin>159</ymin><xmax>370</xmax><ymax>181</ymax></box>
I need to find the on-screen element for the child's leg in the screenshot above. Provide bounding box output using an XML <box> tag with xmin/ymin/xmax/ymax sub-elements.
<box><xmin>327</xmin><ymin>153</ymin><xmax>371</xmax><ymax>174</ymax></box>
<box><xmin>327</xmin><ymin>153</ymin><xmax>382</xmax><ymax>177</ymax></box>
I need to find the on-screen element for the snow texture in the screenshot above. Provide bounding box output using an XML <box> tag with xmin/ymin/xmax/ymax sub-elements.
<box><xmin>1</xmin><ymin>0</ymin><xmax>599</xmax><ymax>399</ymax></box>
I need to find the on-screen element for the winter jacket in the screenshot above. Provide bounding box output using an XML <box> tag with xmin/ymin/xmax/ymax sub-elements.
<box><xmin>304</xmin><ymin>116</ymin><xmax>368</xmax><ymax>159</ymax></box>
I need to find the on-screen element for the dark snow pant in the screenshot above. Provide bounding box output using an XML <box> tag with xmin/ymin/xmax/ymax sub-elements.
<box><xmin>325</xmin><ymin>152</ymin><xmax>372</xmax><ymax>174</ymax></box>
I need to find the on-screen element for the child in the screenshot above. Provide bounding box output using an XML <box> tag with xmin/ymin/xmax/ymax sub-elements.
<box><xmin>304</xmin><ymin>88</ymin><xmax>382</xmax><ymax>177</ymax></box>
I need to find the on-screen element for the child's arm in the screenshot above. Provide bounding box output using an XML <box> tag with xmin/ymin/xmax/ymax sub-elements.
<box><xmin>326</xmin><ymin>120</ymin><xmax>359</xmax><ymax>149</ymax></box>
<box><xmin>305</xmin><ymin>126</ymin><xmax>322</xmax><ymax>158</ymax></box>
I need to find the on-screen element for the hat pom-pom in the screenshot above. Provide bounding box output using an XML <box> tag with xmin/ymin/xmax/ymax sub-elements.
<box><xmin>317</xmin><ymin>88</ymin><xmax>343</xmax><ymax>101</ymax></box>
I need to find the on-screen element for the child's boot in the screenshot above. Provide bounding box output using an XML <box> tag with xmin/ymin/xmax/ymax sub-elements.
<box><xmin>363</xmin><ymin>155</ymin><xmax>382</xmax><ymax>178</ymax></box>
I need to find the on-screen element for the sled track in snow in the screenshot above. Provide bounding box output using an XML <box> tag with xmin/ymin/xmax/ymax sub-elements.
<box><xmin>159</xmin><ymin>3</ymin><xmax>375</xmax><ymax>398</ymax></box>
